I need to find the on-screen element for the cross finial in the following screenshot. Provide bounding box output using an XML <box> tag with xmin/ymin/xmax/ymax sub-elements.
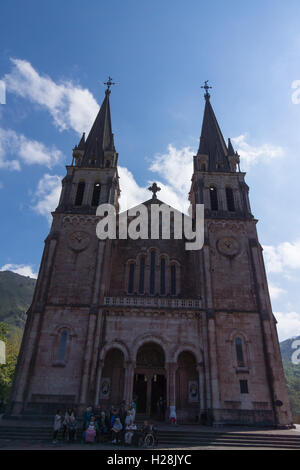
<box><xmin>148</xmin><ymin>182</ymin><xmax>161</xmax><ymax>200</ymax></box>
<box><xmin>104</xmin><ymin>76</ymin><xmax>115</xmax><ymax>94</ymax></box>
<box><xmin>201</xmin><ymin>80</ymin><xmax>212</xmax><ymax>99</ymax></box>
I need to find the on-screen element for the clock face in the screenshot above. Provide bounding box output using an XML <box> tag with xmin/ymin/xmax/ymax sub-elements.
<box><xmin>217</xmin><ymin>236</ymin><xmax>240</xmax><ymax>257</ymax></box>
<box><xmin>68</xmin><ymin>231</ymin><xmax>90</xmax><ymax>252</ymax></box>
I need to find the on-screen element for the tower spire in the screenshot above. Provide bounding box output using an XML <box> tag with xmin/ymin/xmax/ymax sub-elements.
<box><xmin>80</xmin><ymin>79</ymin><xmax>116</xmax><ymax>167</ymax></box>
<box><xmin>197</xmin><ymin>82</ymin><xmax>230</xmax><ymax>171</ymax></box>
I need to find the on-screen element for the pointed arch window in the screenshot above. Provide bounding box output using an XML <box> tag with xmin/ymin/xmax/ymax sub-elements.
<box><xmin>150</xmin><ymin>251</ymin><xmax>156</xmax><ymax>295</ymax></box>
<box><xmin>235</xmin><ymin>337</ymin><xmax>245</xmax><ymax>367</ymax></box>
<box><xmin>75</xmin><ymin>181</ymin><xmax>85</xmax><ymax>206</ymax></box>
<box><xmin>57</xmin><ymin>330</ymin><xmax>68</xmax><ymax>362</ymax></box>
<box><xmin>128</xmin><ymin>263</ymin><xmax>135</xmax><ymax>294</ymax></box>
<box><xmin>91</xmin><ymin>183</ymin><xmax>101</xmax><ymax>207</ymax></box>
<box><xmin>138</xmin><ymin>257</ymin><xmax>145</xmax><ymax>294</ymax></box>
<box><xmin>209</xmin><ymin>186</ymin><xmax>218</xmax><ymax>211</ymax></box>
<box><xmin>171</xmin><ymin>264</ymin><xmax>176</xmax><ymax>295</ymax></box>
<box><xmin>160</xmin><ymin>258</ymin><xmax>166</xmax><ymax>295</ymax></box>
<box><xmin>226</xmin><ymin>187</ymin><xmax>235</xmax><ymax>212</ymax></box>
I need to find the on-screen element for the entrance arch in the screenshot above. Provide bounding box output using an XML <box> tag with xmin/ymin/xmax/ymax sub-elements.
<box><xmin>176</xmin><ymin>351</ymin><xmax>199</xmax><ymax>421</ymax></box>
<box><xmin>133</xmin><ymin>342</ymin><xmax>166</xmax><ymax>418</ymax></box>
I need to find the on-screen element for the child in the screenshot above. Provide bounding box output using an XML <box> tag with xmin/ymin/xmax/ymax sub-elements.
<box><xmin>85</xmin><ymin>416</ymin><xmax>98</xmax><ymax>443</ymax></box>
<box><xmin>111</xmin><ymin>417</ymin><xmax>123</xmax><ymax>444</ymax></box>
<box><xmin>53</xmin><ymin>410</ymin><xmax>62</xmax><ymax>443</ymax></box>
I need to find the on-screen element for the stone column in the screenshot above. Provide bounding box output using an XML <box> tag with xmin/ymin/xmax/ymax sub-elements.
<box><xmin>167</xmin><ymin>362</ymin><xmax>177</xmax><ymax>419</ymax></box>
<box><xmin>123</xmin><ymin>361</ymin><xmax>135</xmax><ymax>406</ymax></box>
<box><xmin>197</xmin><ymin>363</ymin><xmax>205</xmax><ymax>421</ymax></box>
<box><xmin>94</xmin><ymin>359</ymin><xmax>104</xmax><ymax>407</ymax></box>
<box><xmin>79</xmin><ymin>312</ymin><xmax>97</xmax><ymax>405</ymax></box>
<box><xmin>146</xmin><ymin>374</ymin><xmax>152</xmax><ymax>416</ymax></box>
<box><xmin>203</xmin><ymin>241</ymin><xmax>220</xmax><ymax>421</ymax></box>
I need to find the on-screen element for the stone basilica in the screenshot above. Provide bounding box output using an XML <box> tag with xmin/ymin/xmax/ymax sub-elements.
<box><xmin>8</xmin><ymin>81</ymin><xmax>292</xmax><ymax>426</ymax></box>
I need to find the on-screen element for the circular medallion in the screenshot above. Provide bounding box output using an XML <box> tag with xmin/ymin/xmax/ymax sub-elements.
<box><xmin>217</xmin><ymin>236</ymin><xmax>240</xmax><ymax>257</ymax></box>
<box><xmin>68</xmin><ymin>231</ymin><xmax>90</xmax><ymax>252</ymax></box>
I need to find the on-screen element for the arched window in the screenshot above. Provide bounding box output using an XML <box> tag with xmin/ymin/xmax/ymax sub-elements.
<box><xmin>57</xmin><ymin>330</ymin><xmax>68</xmax><ymax>362</ymax></box>
<box><xmin>171</xmin><ymin>264</ymin><xmax>176</xmax><ymax>295</ymax></box>
<box><xmin>75</xmin><ymin>181</ymin><xmax>85</xmax><ymax>206</ymax></box>
<box><xmin>138</xmin><ymin>257</ymin><xmax>145</xmax><ymax>294</ymax></box>
<box><xmin>91</xmin><ymin>183</ymin><xmax>101</xmax><ymax>207</ymax></box>
<box><xmin>201</xmin><ymin>164</ymin><xmax>206</xmax><ymax>171</ymax></box>
<box><xmin>209</xmin><ymin>186</ymin><xmax>218</xmax><ymax>211</ymax></box>
<box><xmin>226</xmin><ymin>187</ymin><xmax>235</xmax><ymax>212</ymax></box>
<box><xmin>235</xmin><ymin>337</ymin><xmax>245</xmax><ymax>367</ymax></box>
<box><xmin>150</xmin><ymin>251</ymin><xmax>156</xmax><ymax>295</ymax></box>
<box><xmin>160</xmin><ymin>258</ymin><xmax>166</xmax><ymax>295</ymax></box>
<box><xmin>128</xmin><ymin>263</ymin><xmax>135</xmax><ymax>294</ymax></box>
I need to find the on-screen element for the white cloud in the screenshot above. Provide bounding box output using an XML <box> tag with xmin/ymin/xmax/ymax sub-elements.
<box><xmin>0</xmin><ymin>128</ymin><xmax>63</xmax><ymax>170</ymax></box>
<box><xmin>263</xmin><ymin>240</ymin><xmax>300</xmax><ymax>274</ymax></box>
<box><xmin>148</xmin><ymin>144</ymin><xmax>193</xmax><ymax>212</ymax></box>
<box><xmin>274</xmin><ymin>311</ymin><xmax>300</xmax><ymax>341</ymax></box>
<box><xmin>0</xmin><ymin>263</ymin><xmax>37</xmax><ymax>279</ymax></box>
<box><xmin>4</xmin><ymin>58</ymin><xmax>99</xmax><ymax>135</ymax></box>
<box><xmin>118</xmin><ymin>145</ymin><xmax>194</xmax><ymax>213</ymax></box>
<box><xmin>232</xmin><ymin>134</ymin><xmax>284</xmax><ymax>169</ymax></box>
<box><xmin>268</xmin><ymin>282</ymin><xmax>287</xmax><ymax>300</ymax></box>
<box><xmin>118</xmin><ymin>166</ymin><xmax>149</xmax><ymax>211</ymax></box>
<box><xmin>32</xmin><ymin>173</ymin><xmax>62</xmax><ymax>223</ymax></box>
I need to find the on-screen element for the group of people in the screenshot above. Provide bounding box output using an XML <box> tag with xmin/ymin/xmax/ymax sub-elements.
<box><xmin>53</xmin><ymin>401</ymin><xmax>157</xmax><ymax>446</ymax></box>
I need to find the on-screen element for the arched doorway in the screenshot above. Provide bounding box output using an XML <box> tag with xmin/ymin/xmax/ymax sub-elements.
<box><xmin>176</xmin><ymin>351</ymin><xmax>199</xmax><ymax>422</ymax></box>
<box><xmin>133</xmin><ymin>342</ymin><xmax>166</xmax><ymax>418</ymax></box>
<box><xmin>100</xmin><ymin>348</ymin><xmax>125</xmax><ymax>407</ymax></box>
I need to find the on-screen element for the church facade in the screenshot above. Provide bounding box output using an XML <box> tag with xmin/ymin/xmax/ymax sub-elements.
<box><xmin>8</xmin><ymin>82</ymin><xmax>292</xmax><ymax>426</ymax></box>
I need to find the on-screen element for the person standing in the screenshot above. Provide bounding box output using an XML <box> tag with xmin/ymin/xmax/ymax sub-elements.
<box><xmin>53</xmin><ymin>410</ymin><xmax>62</xmax><ymax>444</ymax></box>
<box><xmin>62</xmin><ymin>408</ymin><xmax>74</xmax><ymax>440</ymax></box>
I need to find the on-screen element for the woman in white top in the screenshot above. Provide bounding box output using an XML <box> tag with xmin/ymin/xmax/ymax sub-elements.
<box><xmin>53</xmin><ymin>410</ymin><xmax>62</xmax><ymax>443</ymax></box>
<box><xmin>124</xmin><ymin>420</ymin><xmax>137</xmax><ymax>445</ymax></box>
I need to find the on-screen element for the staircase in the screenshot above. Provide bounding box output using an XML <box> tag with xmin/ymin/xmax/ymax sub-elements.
<box><xmin>0</xmin><ymin>424</ymin><xmax>300</xmax><ymax>449</ymax></box>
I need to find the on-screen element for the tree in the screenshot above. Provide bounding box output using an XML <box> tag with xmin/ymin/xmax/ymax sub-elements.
<box><xmin>0</xmin><ymin>322</ymin><xmax>18</xmax><ymax>404</ymax></box>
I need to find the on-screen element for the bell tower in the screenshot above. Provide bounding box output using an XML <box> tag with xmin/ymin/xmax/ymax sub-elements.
<box><xmin>8</xmin><ymin>81</ymin><xmax>120</xmax><ymax>416</ymax></box>
<box><xmin>189</xmin><ymin>82</ymin><xmax>292</xmax><ymax>426</ymax></box>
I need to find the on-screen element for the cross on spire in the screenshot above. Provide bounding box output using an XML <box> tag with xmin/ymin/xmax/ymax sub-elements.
<box><xmin>201</xmin><ymin>80</ymin><xmax>212</xmax><ymax>99</ymax></box>
<box><xmin>104</xmin><ymin>76</ymin><xmax>115</xmax><ymax>93</ymax></box>
<box><xmin>148</xmin><ymin>182</ymin><xmax>161</xmax><ymax>200</ymax></box>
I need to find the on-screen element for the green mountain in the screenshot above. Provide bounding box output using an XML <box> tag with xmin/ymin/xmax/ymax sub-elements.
<box><xmin>0</xmin><ymin>270</ymin><xmax>36</xmax><ymax>345</ymax></box>
<box><xmin>279</xmin><ymin>336</ymin><xmax>300</xmax><ymax>415</ymax></box>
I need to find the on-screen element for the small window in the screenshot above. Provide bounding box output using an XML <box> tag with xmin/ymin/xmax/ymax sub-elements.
<box><xmin>91</xmin><ymin>183</ymin><xmax>101</xmax><ymax>207</ymax></box>
<box><xmin>235</xmin><ymin>337</ymin><xmax>245</xmax><ymax>367</ymax></box>
<box><xmin>209</xmin><ymin>186</ymin><xmax>218</xmax><ymax>211</ymax></box>
<box><xmin>75</xmin><ymin>182</ymin><xmax>85</xmax><ymax>206</ymax></box>
<box><xmin>128</xmin><ymin>263</ymin><xmax>135</xmax><ymax>294</ymax></box>
<box><xmin>171</xmin><ymin>264</ymin><xmax>176</xmax><ymax>295</ymax></box>
<box><xmin>105</xmin><ymin>160</ymin><xmax>111</xmax><ymax>168</ymax></box>
<box><xmin>201</xmin><ymin>164</ymin><xmax>206</xmax><ymax>171</ymax></box>
<box><xmin>160</xmin><ymin>258</ymin><xmax>166</xmax><ymax>295</ymax></box>
<box><xmin>139</xmin><ymin>257</ymin><xmax>145</xmax><ymax>294</ymax></box>
<box><xmin>226</xmin><ymin>187</ymin><xmax>235</xmax><ymax>212</ymax></box>
<box><xmin>57</xmin><ymin>330</ymin><xmax>68</xmax><ymax>362</ymax></box>
<box><xmin>240</xmin><ymin>380</ymin><xmax>249</xmax><ymax>394</ymax></box>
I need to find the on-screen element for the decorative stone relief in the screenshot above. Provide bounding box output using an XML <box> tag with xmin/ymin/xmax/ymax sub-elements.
<box><xmin>217</xmin><ymin>236</ymin><xmax>240</xmax><ymax>257</ymax></box>
<box><xmin>63</xmin><ymin>215</ymin><xmax>99</xmax><ymax>227</ymax></box>
<box><xmin>68</xmin><ymin>231</ymin><xmax>90</xmax><ymax>252</ymax></box>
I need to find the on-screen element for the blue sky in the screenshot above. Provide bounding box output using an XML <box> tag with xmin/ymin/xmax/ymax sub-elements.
<box><xmin>1</xmin><ymin>0</ymin><xmax>300</xmax><ymax>340</ymax></box>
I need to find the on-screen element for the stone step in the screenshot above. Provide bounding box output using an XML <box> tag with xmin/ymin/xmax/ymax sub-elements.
<box><xmin>0</xmin><ymin>426</ymin><xmax>299</xmax><ymax>449</ymax></box>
